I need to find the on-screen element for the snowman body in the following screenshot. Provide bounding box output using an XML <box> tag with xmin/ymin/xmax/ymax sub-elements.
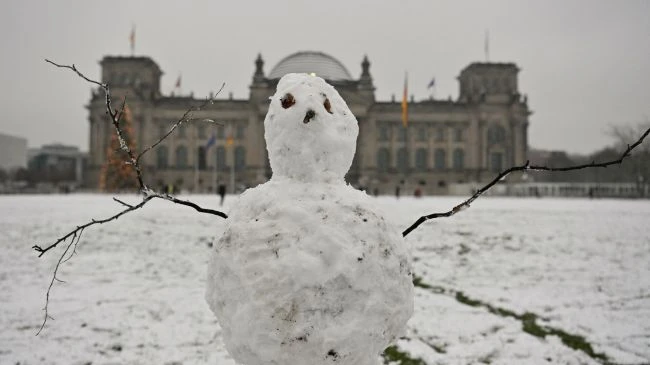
<box><xmin>206</xmin><ymin>74</ymin><xmax>413</xmax><ymax>365</ymax></box>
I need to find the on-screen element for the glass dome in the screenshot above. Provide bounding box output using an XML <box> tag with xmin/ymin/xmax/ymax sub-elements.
<box><xmin>268</xmin><ymin>51</ymin><xmax>352</xmax><ymax>81</ymax></box>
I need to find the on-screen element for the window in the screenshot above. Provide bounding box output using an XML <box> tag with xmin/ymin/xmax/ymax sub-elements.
<box><xmin>156</xmin><ymin>146</ymin><xmax>168</xmax><ymax>169</ymax></box>
<box><xmin>236</xmin><ymin>125</ymin><xmax>245</xmax><ymax>139</ymax></box>
<box><xmin>159</xmin><ymin>124</ymin><xmax>167</xmax><ymax>138</ymax></box>
<box><xmin>377</xmin><ymin>148</ymin><xmax>390</xmax><ymax>172</ymax></box>
<box><xmin>175</xmin><ymin>146</ymin><xmax>188</xmax><ymax>168</ymax></box>
<box><xmin>197</xmin><ymin>146</ymin><xmax>207</xmax><ymax>170</ymax></box>
<box><xmin>198</xmin><ymin>125</ymin><xmax>207</xmax><ymax>139</ymax></box>
<box><xmin>491</xmin><ymin>152</ymin><xmax>503</xmax><ymax>172</ymax></box>
<box><xmin>453</xmin><ymin>149</ymin><xmax>464</xmax><ymax>170</ymax></box>
<box><xmin>417</xmin><ymin>127</ymin><xmax>427</xmax><ymax>142</ymax></box>
<box><xmin>435</xmin><ymin>127</ymin><xmax>445</xmax><ymax>142</ymax></box>
<box><xmin>235</xmin><ymin>146</ymin><xmax>246</xmax><ymax>171</ymax></box>
<box><xmin>454</xmin><ymin>128</ymin><xmax>463</xmax><ymax>142</ymax></box>
<box><xmin>177</xmin><ymin>124</ymin><xmax>187</xmax><ymax>139</ymax></box>
<box><xmin>415</xmin><ymin>148</ymin><xmax>428</xmax><ymax>171</ymax></box>
<box><xmin>397</xmin><ymin>148</ymin><xmax>409</xmax><ymax>172</ymax></box>
<box><xmin>488</xmin><ymin>125</ymin><xmax>506</xmax><ymax>144</ymax></box>
<box><xmin>398</xmin><ymin>127</ymin><xmax>408</xmax><ymax>143</ymax></box>
<box><xmin>434</xmin><ymin>149</ymin><xmax>446</xmax><ymax>170</ymax></box>
<box><xmin>216</xmin><ymin>146</ymin><xmax>226</xmax><ymax>170</ymax></box>
<box><xmin>378</xmin><ymin>125</ymin><xmax>390</xmax><ymax>141</ymax></box>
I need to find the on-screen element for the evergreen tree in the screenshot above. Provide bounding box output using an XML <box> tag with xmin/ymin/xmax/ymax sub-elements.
<box><xmin>99</xmin><ymin>105</ymin><xmax>139</xmax><ymax>192</ymax></box>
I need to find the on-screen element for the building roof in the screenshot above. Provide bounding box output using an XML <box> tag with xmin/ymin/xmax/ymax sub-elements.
<box><xmin>268</xmin><ymin>51</ymin><xmax>353</xmax><ymax>81</ymax></box>
<box><xmin>460</xmin><ymin>62</ymin><xmax>520</xmax><ymax>73</ymax></box>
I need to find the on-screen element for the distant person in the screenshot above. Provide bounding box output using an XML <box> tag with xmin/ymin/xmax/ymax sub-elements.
<box><xmin>218</xmin><ymin>183</ymin><xmax>227</xmax><ymax>206</ymax></box>
<box><xmin>395</xmin><ymin>185</ymin><xmax>400</xmax><ymax>199</ymax></box>
<box><xmin>414</xmin><ymin>188</ymin><xmax>422</xmax><ymax>198</ymax></box>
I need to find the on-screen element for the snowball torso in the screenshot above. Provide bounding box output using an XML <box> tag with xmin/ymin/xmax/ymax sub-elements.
<box><xmin>206</xmin><ymin>74</ymin><xmax>413</xmax><ymax>365</ymax></box>
<box><xmin>206</xmin><ymin>180</ymin><xmax>413</xmax><ymax>365</ymax></box>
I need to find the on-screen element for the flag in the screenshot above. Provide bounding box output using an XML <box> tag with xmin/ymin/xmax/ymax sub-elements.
<box><xmin>175</xmin><ymin>74</ymin><xmax>182</xmax><ymax>89</ymax></box>
<box><xmin>205</xmin><ymin>134</ymin><xmax>216</xmax><ymax>149</ymax></box>
<box><xmin>427</xmin><ymin>77</ymin><xmax>435</xmax><ymax>89</ymax></box>
<box><xmin>401</xmin><ymin>72</ymin><xmax>408</xmax><ymax>128</ymax></box>
<box><xmin>226</xmin><ymin>126</ymin><xmax>234</xmax><ymax>147</ymax></box>
<box><xmin>129</xmin><ymin>26</ymin><xmax>135</xmax><ymax>54</ymax></box>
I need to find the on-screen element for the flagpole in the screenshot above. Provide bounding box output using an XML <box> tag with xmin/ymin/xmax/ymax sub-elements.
<box><xmin>213</xmin><ymin>148</ymin><xmax>218</xmax><ymax>193</ymax></box>
<box><xmin>229</xmin><ymin>123</ymin><xmax>235</xmax><ymax>194</ymax></box>
<box><xmin>194</xmin><ymin>138</ymin><xmax>199</xmax><ymax>193</ymax></box>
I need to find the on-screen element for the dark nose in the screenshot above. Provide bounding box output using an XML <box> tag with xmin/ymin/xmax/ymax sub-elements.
<box><xmin>303</xmin><ymin>109</ymin><xmax>316</xmax><ymax>124</ymax></box>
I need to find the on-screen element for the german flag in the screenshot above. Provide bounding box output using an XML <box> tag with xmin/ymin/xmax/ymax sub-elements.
<box><xmin>401</xmin><ymin>72</ymin><xmax>408</xmax><ymax>128</ymax></box>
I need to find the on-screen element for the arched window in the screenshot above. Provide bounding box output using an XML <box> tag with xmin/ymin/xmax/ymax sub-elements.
<box><xmin>197</xmin><ymin>146</ymin><xmax>207</xmax><ymax>170</ymax></box>
<box><xmin>376</xmin><ymin>148</ymin><xmax>390</xmax><ymax>172</ymax></box>
<box><xmin>488</xmin><ymin>125</ymin><xmax>506</xmax><ymax>144</ymax></box>
<box><xmin>156</xmin><ymin>145</ymin><xmax>168</xmax><ymax>169</ymax></box>
<box><xmin>415</xmin><ymin>148</ymin><xmax>428</xmax><ymax>171</ymax></box>
<box><xmin>175</xmin><ymin>146</ymin><xmax>188</xmax><ymax>168</ymax></box>
<box><xmin>397</xmin><ymin>148</ymin><xmax>409</xmax><ymax>172</ymax></box>
<box><xmin>453</xmin><ymin>149</ymin><xmax>464</xmax><ymax>170</ymax></box>
<box><xmin>235</xmin><ymin>146</ymin><xmax>246</xmax><ymax>171</ymax></box>
<box><xmin>216</xmin><ymin>146</ymin><xmax>226</xmax><ymax>170</ymax></box>
<box><xmin>434</xmin><ymin>149</ymin><xmax>446</xmax><ymax>170</ymax></box>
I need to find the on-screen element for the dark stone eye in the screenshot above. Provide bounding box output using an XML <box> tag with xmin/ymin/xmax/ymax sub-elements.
<box><xmin>323</xmin><ymin>98</ymin><xmax>333</xmax><ymax>114</ymax></box>
<box><xmin>281</xmin><ymin>93</ymin><xmax>295</xmax><ymax>109</ymax></box>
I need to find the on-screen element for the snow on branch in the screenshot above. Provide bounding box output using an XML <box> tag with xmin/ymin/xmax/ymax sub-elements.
<box><xmin>402</xmin><ymin>125</ymin><xmax>650</xmax><ymax>237</ymax></box>
<box><xmin>33</xmin><ymin>59</ymin><xmax>228</xmax><ymax>334</ymax></box>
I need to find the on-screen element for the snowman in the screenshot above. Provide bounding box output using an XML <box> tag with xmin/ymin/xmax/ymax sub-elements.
<box><xmin>206</xmin><ymin>73</ymin><xmax>413</xmax><ymax>365</ymax></box>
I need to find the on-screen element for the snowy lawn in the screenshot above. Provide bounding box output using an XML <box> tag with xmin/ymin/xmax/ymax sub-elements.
<box><xmin>1</xmin><ymin>194</ymin><xmax>648</xmax><ymax>365</ymax></box>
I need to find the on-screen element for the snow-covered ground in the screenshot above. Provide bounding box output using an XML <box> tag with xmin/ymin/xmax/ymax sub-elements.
<box><xmin>1</xmin><ymin>194</ymin><xmax>648</xmax><ymax>365</ymax></box>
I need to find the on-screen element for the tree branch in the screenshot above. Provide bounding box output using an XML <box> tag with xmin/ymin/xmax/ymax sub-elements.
<box><xmin>402</xmin><ymin>126</ymin><xmax>650</xmax><ymax>237</ymax></box>
<box><xmin>34</xmin><ymin>59</ymin><xmax>229</xmax><ymax>334</ymax></box>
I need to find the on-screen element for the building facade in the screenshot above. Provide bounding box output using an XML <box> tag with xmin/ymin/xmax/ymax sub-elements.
<box><xmin>0</xmin><ymin>133</ymin><xmax>27</xmax><ymax>171</ymax></box>
<box><xmin>86</xmin><ymin>52</ymin><xmax>530</xmax><ymax>194</ymax></box>
<box><xmin>28</xmin><ymin>144</ymin><xmax>86</xmax><ymax>186</ymax></box>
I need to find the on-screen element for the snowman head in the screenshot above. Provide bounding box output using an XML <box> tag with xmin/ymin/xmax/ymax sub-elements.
<box><xmin>264</xmin><ymin>73</ymin><xmax>359</xmax><ymax>183</ymax></box>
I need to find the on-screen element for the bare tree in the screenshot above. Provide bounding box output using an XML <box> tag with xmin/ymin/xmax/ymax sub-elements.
<box><xmin>608</xmin><ymin>119</ymin><xmax>650</xmax><ymax>197</ymax></box>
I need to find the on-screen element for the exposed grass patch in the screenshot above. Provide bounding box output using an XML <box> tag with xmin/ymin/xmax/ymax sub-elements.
<box><xmin>412</xmin><ymin>276</ymin><xmax>445</xmax><ymax>294</ymax></box>
<box><xmin>415</xmin><ymin>276</ymin><xmax>610</xmax><ymax>364</ymax></box>
<box><xmin>382</xmin><ymin>345</ymin><xmax>427</xmax><ymax>365</ymax></box>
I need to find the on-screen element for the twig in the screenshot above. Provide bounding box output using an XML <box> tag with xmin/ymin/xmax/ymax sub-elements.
<box><xmin>36</xmin><ymin>228</ymin><xmax>84</xmax><ymax>336</ymax></box>
<box><xmin>33</xmin><ymin>197</ymin><xmax>153</xmax><ymax>257</ymax></box>
<box><xmin>402</xmin><ymin>126</ymin><xmax>650</xmax><ymax>237</ymax></box>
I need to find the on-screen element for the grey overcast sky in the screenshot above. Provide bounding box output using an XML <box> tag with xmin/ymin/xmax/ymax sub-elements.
<box><xmin>1</xmin><ymin>0</ymin><xmax>648</xmax><ymax>154</ymax></box>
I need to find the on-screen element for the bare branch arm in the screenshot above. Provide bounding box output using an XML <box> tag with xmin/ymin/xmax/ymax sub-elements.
<box><xmin>402</xmin><ymin>126</ymin><xmax>650</xmax><ymax>237</ymax></box>
<box><xmin>34</xmin><ymin>59</ymin><xmax>229</xmax><ymax>334</ymax></box>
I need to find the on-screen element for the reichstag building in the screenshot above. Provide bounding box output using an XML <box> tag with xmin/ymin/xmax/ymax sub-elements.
<box><xmin>86</xmin><ymin>51</ymin><xmax>530</xmax><ymax>195</ymax></box>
